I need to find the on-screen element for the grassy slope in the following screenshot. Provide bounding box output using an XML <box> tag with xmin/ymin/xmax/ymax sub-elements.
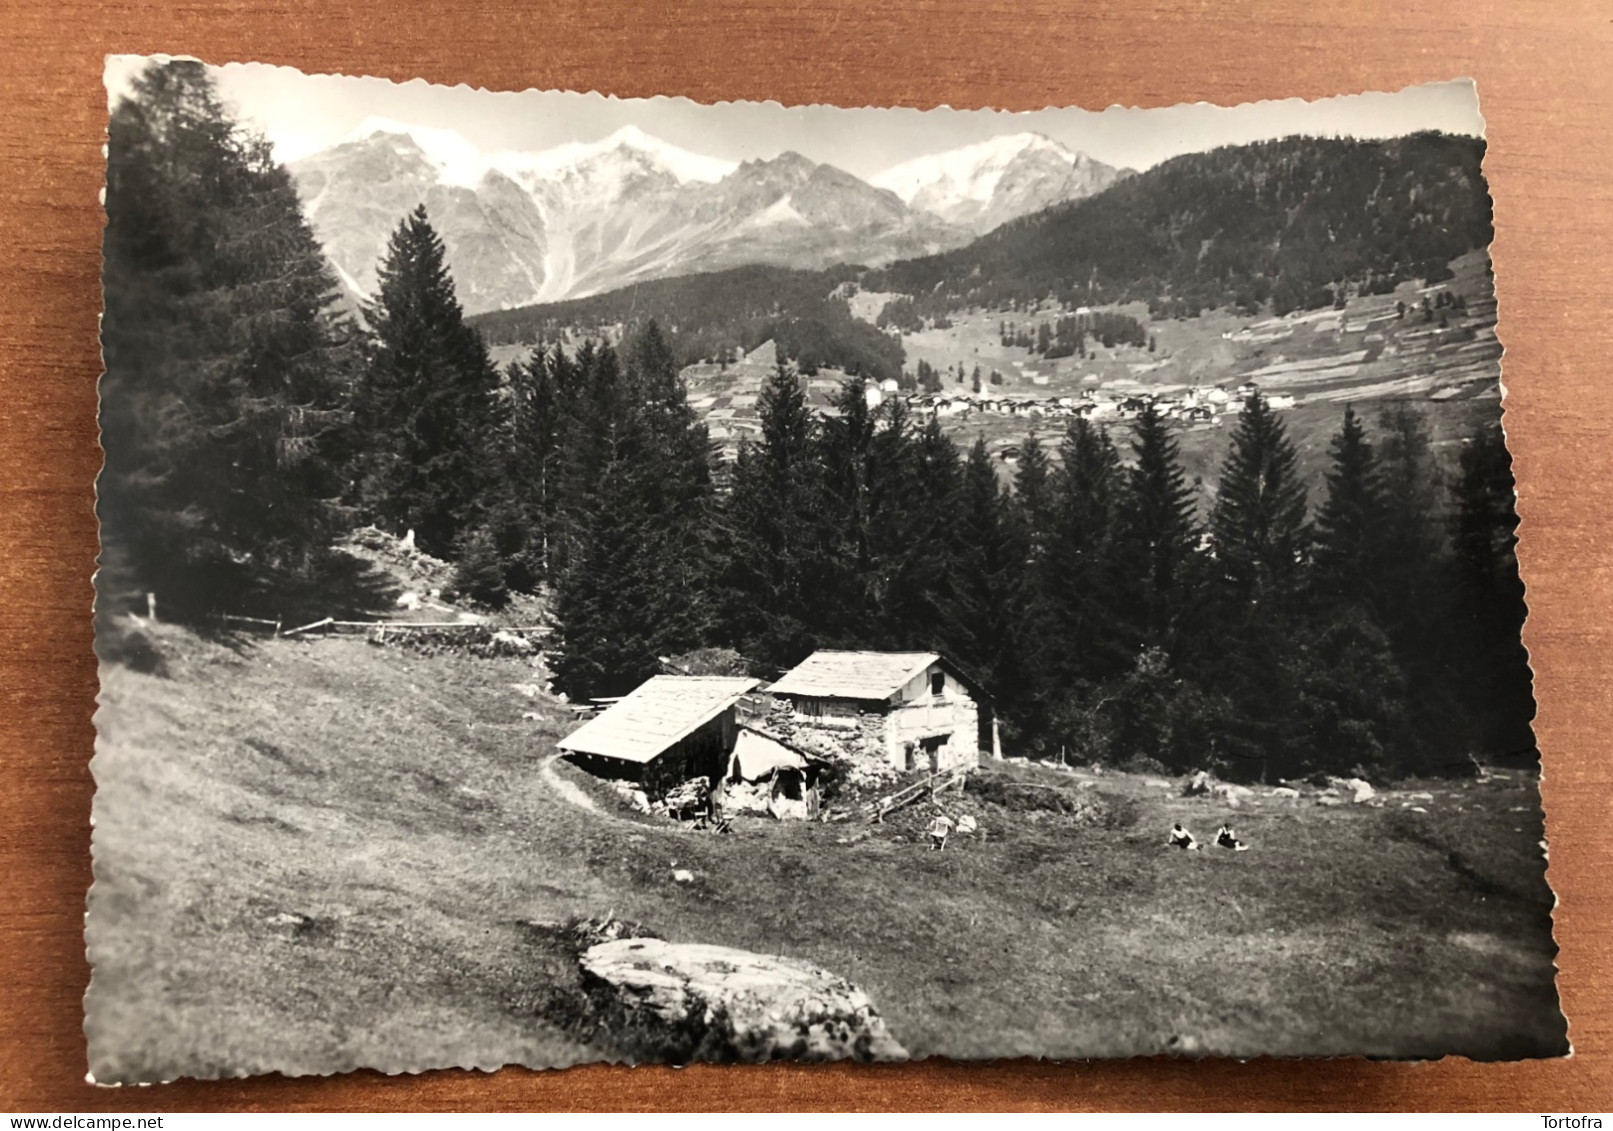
<box><xmin>87</xmin><ymin>625</ymin><xmax>1565</xmax><ymax>1081</ymax></box>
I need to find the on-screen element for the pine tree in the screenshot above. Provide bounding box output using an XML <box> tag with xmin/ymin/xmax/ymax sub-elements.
<box><xmin>100</xmin><ymin>59</ymin><xmax>358</xmax><ymax>618</ymax></box>
<box><xmin>547</xmin><ymin>332</ymin><xmax>718</xmax><ymax>699</ymax></box>
<box><xmin>1017</xmin><ymin>419</ymin><xmax>1129</xmax><ymax>756</ymax></box>
<box><xmin>496</xmin><ymin>350</ymin><xmax>562</xmax><ymax>586</ymax></box>
<box><xmin>1372</xmin><ymin>401</ymin><xmax>1465</xmax><ymax>766</ymax></box>
<box><xmin>450</xmin><ymin>527</ymin><xmax>511</xmax><ymax>609</ymax></box>
<box><xmin>951</xmin><ymin>437</ymin><xmax>1024</xmax><ymax>701</ymax></box>
<box><xmin>1310</xmin><ymin>405</ymin><xmax>1382</xmax><ymax>608</ymax></box>
<box><xmin>872</xmin><ymin>413</ymin><xmax>963</xmax><ymax>648</ymax></box>
<box><xmin>1011</xmin><ymin>434</ymin><xmax>1053</xmax><ymax>557</ymax></box>
<box><xmin>1198</xmin><ymin>391</ymin><xmax>1313</xmax><ymax>778</ymax></box>
<box><xmin>1275</xmin><ymin>408</ymin><xmax>1420</xmax><ymax>774</ymax></box>
<box><xmin>1049</xmin><ymin>422</ymin><xmax>1129</xmax><ymax>657</ymax></box>
<box><xmin>1450</xmin><ymin>423</ymin><xmax>1535</xmax><ymax>762</ymax></box>
<box><xmin>1209</xmin><ymin>391</ymin><xmax>1310</xmax><ymax>603</ymax></box>
<box><xmin>549</xmin><ymin>452</ymin><xmax>669</xmax><ymax>698</ymax></box>
<box><xmin>1120</xmin><ymin>399</ymin><xmax>1199</xmax><ymax>639</ymax></box>
<box><xmin>349</xmin><ymin>205</ymin><xmax>500</xmax><ymax>558</ymax></box>
<box><xmin>813</xmin><ymin>377</ymin><xmax>881</xmax><ymax>639</ymax></box>
<box><xmin>721</xmin><ymin>363</ymin><xmax>831</xmax><ymax>666</ymax></box>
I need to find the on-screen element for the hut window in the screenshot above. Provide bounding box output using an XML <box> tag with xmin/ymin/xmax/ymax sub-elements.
<box><xmin>930</xmin><ymin>671</ymin><xmax>945</xmax><ymax>696</ymax></box>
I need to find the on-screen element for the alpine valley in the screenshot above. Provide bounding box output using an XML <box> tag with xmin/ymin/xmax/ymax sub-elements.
<box><xmin>289</xmin><ymin>120</ymin><xmax>1126</xmax><ymax>313</ymax></box>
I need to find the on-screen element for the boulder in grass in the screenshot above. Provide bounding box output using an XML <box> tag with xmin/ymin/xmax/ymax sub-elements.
<box><xmin>580</xmin><ymin>938</ymin><xmax>909</xmax><ymax>1063</ymax></box>
<box><xmin>489</xmin><ymin>630</ymin><xmax>536</xmax><ymax>656</ymax></box>
<box><xmin>1329</xmin><ymin>776</ymin><xmax>1376</xmax><ymax>803</ymax></box>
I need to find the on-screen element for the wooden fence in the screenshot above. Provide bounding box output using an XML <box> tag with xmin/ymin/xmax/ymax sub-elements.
<box><xmin>217</xmin><ymin>614</ymin><xmax>547</xmax><ymax>638</ymax></box>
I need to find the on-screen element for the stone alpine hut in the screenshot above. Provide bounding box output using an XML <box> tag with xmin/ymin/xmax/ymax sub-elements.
<box><xmin>765</xmin><ymin>650</ymin><xmax>999</xmax><ymax>775</ymax></box>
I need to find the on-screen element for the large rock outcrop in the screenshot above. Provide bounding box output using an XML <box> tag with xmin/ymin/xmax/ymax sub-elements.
<box><xmin>580</xmin><ymin>938</ymin><xmax>908</xmax><ymax>1063</ymax></box>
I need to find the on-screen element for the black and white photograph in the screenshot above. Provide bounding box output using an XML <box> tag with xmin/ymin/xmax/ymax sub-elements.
<box><xmin>89</xmin><ymin>56</ymin><xmax>1564</xmax><ymax>1082</ymax></box>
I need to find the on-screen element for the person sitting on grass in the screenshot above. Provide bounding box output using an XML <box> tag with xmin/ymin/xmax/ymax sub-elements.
<box><xmin>1216</xmin><ymin>824</ymin><xmax>1249</xmax><ymax>851</ymax></box>
<box><xmin>928</xmin><ymin>811</ymin><xmax>955</xmax><ymax>851</ymax></box>
<box><xmin>1168</xmin><ymin>823</ymin><xmax>1200</xmax><ymax>851</ymax></box>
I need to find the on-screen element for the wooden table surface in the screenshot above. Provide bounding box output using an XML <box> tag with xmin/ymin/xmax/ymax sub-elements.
<box><xmin>2</xmin><ymin>0</ymin><xmax>1610</xmax><ymax>1112</ymax></box>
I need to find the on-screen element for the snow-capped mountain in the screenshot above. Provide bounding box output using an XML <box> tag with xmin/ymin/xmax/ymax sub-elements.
<box><xmin>291</xmin><ymin>124</ymin><xmax>958</xmax><ymax>313</ymax></box>
<box><xmin>870</xmin><ymin>132</ymin><xmax>1128</xmax><ymax>235</ymax></box>
<box><xmin>289</xmin><ymin>122</ymin><xmax>1125</xmax><ymax>313</ymax></box>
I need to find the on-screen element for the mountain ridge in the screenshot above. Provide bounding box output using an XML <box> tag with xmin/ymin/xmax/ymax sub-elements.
<box><xmin>289</xmin><ymin>125</ymin><xmax>1122</xmax><ymax>312</ymax></box>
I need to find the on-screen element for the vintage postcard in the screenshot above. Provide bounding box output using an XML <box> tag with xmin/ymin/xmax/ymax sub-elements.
<box><xmin>89</xmin><ymin>57</ymin><xmax>1564</xmax><ymax>1082</ymax></box>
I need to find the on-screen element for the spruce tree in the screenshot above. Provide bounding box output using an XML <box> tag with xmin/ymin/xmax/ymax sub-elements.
<box><xmin>100</xmin><ymin>59</ymin><xmax>357</xmax><ymax>618</ymax></box>
<box><xmin>872</xmin><ymin>413</ymin><xmax>963</xmax><ymax>649</ymax></box>
<box><xmin>496</xmin><ymin>350</ymin><xmax>562</xmax><ymax>586</ymax></box>
<box><xmin>951</xmin><ymin>436</ymin><xmax>1024</xmax><ymax>701</ymax></box>
<box><xmin>349</xmin><ymin>205</ymin><xmax>500</xmax><ymax>559</ymax></box>
<box><xmin>1450</xmin><ymin>424</ymin><xmax>1535</xmax><ymax>762</ymax></box>
<box><xmin>1120</xmin><ymin>399</ymin><xmax>1199</xmax><ymax>639</ymax></box>
<box><xmin>1011</xmin><ymin>434</ymin><xmax>1053</xmax><ymax>556</ymax></box>
<box><xmin>549</xmin><ymin>450</ymin><xmax>667</xmax><ymax>698</ymax></box>
<box><xmin>813</xmin><ymin>378</ymin><xmax>881</xmax><ymax>639</ymax></box>
<box><xmin>547</xmin><ymin>333</ymin><xmax>718</xmax><ymax>699</ymax></box>
<box><xmin>1294</xmin><ymin>404</ymin><xmax>1412</xmax><ymax>774</ymax></box>
<box><xmin>1374</xmin><ymin>402</ymin><xmax>1464</xmax><ymax>766</ymax></box>
<box><xmin>1200</xmin><ymin>392</ymin><xmax>1313</xmax><ymax>778</ymax></box>
<box><xmin>722</xmin><ymin>363</ymin><xmax>830</xmax><ymax>666</ymax></box>
<box><xmin>1009</xmin><ymin>419</ymin><xmax>1129</xmax><ymax>757</ymax></box>
<box><xmin>1043</xmin><ymin>420</ymin><xmax>1130</xmax><ymax>679</ymax></box>
<box><xmin>1310</xmin><ymin>405</ymin><xmax>1382</xmax><ymax>608</ymax></box>
<box><xmin>1209</xmin><ymin>391</ymin><xmax>1310</xmax><ymax>603</ymax></box>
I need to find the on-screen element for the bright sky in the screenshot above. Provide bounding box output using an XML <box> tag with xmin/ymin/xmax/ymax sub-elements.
<box><xmin>104</xmin><ymin>55</ymin><xmax>1483</xmax><ymax>179</ymax></box>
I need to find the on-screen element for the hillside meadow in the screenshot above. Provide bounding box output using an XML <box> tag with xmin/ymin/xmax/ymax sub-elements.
<box><xmin>85</xmin><ymin>623</ymin><xmax>1566</xmax><ymax>1082</ymax></box>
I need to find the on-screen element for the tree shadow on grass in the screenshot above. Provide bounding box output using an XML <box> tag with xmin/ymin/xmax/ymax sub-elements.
<box><xmin>238</xmin><ymin>546</ymin><xmax>402</xmax><ymax>626</ymax></box>
<box><xmin>95</xmin><ymin>545</ymin><xmax>404</xmax><ymax>674</ymax></box>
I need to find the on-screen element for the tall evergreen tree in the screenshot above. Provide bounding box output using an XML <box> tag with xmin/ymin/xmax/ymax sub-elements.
<box><xmin>813</xmin><ymin>378</ymin><xmax>882</xmax><ymax>640</ymax></box>
<box><xmin>1023</xmin><ymin>419</ymin><xmax>1130</xmax><ymax>754</ymax></box>
<box><xmin>547</xmin><ymin>332</ymin><xmax>718</xmax><ymax>699</ymax></box>
<box><xmin>1450</xmin><ymin>423</ymin><xmax>1536</xmax><ymax>762</ymax></box>
<box><xmin>950</xmin><ymin>437</ymin><xmax>1025</xmax><ymax>701</ymax></box>
<box><xmin>495</xmin><ymin>349</ymin><xmax>562</xmax><ymax>587</ymax></box>
<box><xmin>1199</xmin><ymin>392</ymin><xmax>1313</xmax><ymax>778</ymax></box>
<box><xmin>722</xmin><ymin>363</ymin><xmax>832</xmax><ymax>666</ymax></box>
<box><xmin>1310</xmin><ymin>405</ymin><xmax>1382</xmax><ymax>608</ymax></box>
<box><xmin>1011</xmin><ymin>433</ymin><xmax>1054</xmax><ymax>555</ymax></box>
<box><xmin>1373</xmin><ymin>402</ymin><xmax>1465</xmax><ymax>767</ymax></box>
<box><xmin>1209</xmin><ymin>392</ymin><xmax>1311</xmax><ymax>603</ymax></box>
<box><xmin>1295</xmin><ymin>405</ymin><xmax>1411</xmax><ymax>774</ymax></box>
<box><xmin>872</xmin><ymin>413</ymin><xmax>964</xmax><ymax>648</ymax></box>
<box><xmin>1119</xmin><ymin>399</ymin><xmax>1199</xmax><ymax>639</ymax></box>
<box><xmin>348</xmin><ymin>205</ymin><xmax>500</xmax><ymax>558</ymax></box>
<box><xmin>100</xmin><ymin>59</ymin><xmax>357</xmax><ymax>617</ymax></box>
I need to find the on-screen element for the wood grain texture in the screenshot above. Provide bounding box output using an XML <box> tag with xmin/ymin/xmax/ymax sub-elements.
<box><xmin>2</xmin><ymin>0</ymin><xmax>1609</xmax><ymax>1111</ymax></box>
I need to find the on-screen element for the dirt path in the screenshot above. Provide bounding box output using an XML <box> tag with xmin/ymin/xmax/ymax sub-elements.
<box><xmin>538</xmin><ymin>753</ymin><xmax>600</xmax><ymax>813</ymax></box>
<box><xmin>537</xmin><ymin>753</ymin><xmax>682</xmax><ymax>837</ymax></box>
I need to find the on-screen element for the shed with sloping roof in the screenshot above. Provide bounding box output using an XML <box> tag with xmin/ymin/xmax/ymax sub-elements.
<box><xmin>768</xmin><ymin>650</ymin><xmax>998</xmax><ymax>773</ymax></box>
<box><xmin>557</xmin><ymin>675</ymin><xmax>761</xmax><ymax>796</ymax></box>
<box><xmin>717</xmin><ymin>727</ymin><xmax>829</xmax><ymax>821</ymax></box>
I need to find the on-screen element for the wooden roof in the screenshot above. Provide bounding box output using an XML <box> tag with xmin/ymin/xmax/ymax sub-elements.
<box><xmin>768</xmin><ymin>650</ymin><xmax>946</xmax><ymax>702</ymax></box>
<box><xmin>557</xmin><ymin>675</ymin><xmax>760</xmax><ymax>763</ymax></box>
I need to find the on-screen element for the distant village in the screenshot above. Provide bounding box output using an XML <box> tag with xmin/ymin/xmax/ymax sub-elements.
<box><xmin>877</xmin><ymin>378</ymin><xmax>1280</xmax><ymax>427</ymax></box>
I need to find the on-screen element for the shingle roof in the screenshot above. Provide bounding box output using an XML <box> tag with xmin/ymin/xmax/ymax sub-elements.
<box><xmin>767</xmin><ymin>650</ymin><xmax>941</xmax><ymax>701</ymax></box>
<box><xmin>557</xmin><ymin>676</ymin><xmax>761</xmax><ymax>763</ymax></box>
